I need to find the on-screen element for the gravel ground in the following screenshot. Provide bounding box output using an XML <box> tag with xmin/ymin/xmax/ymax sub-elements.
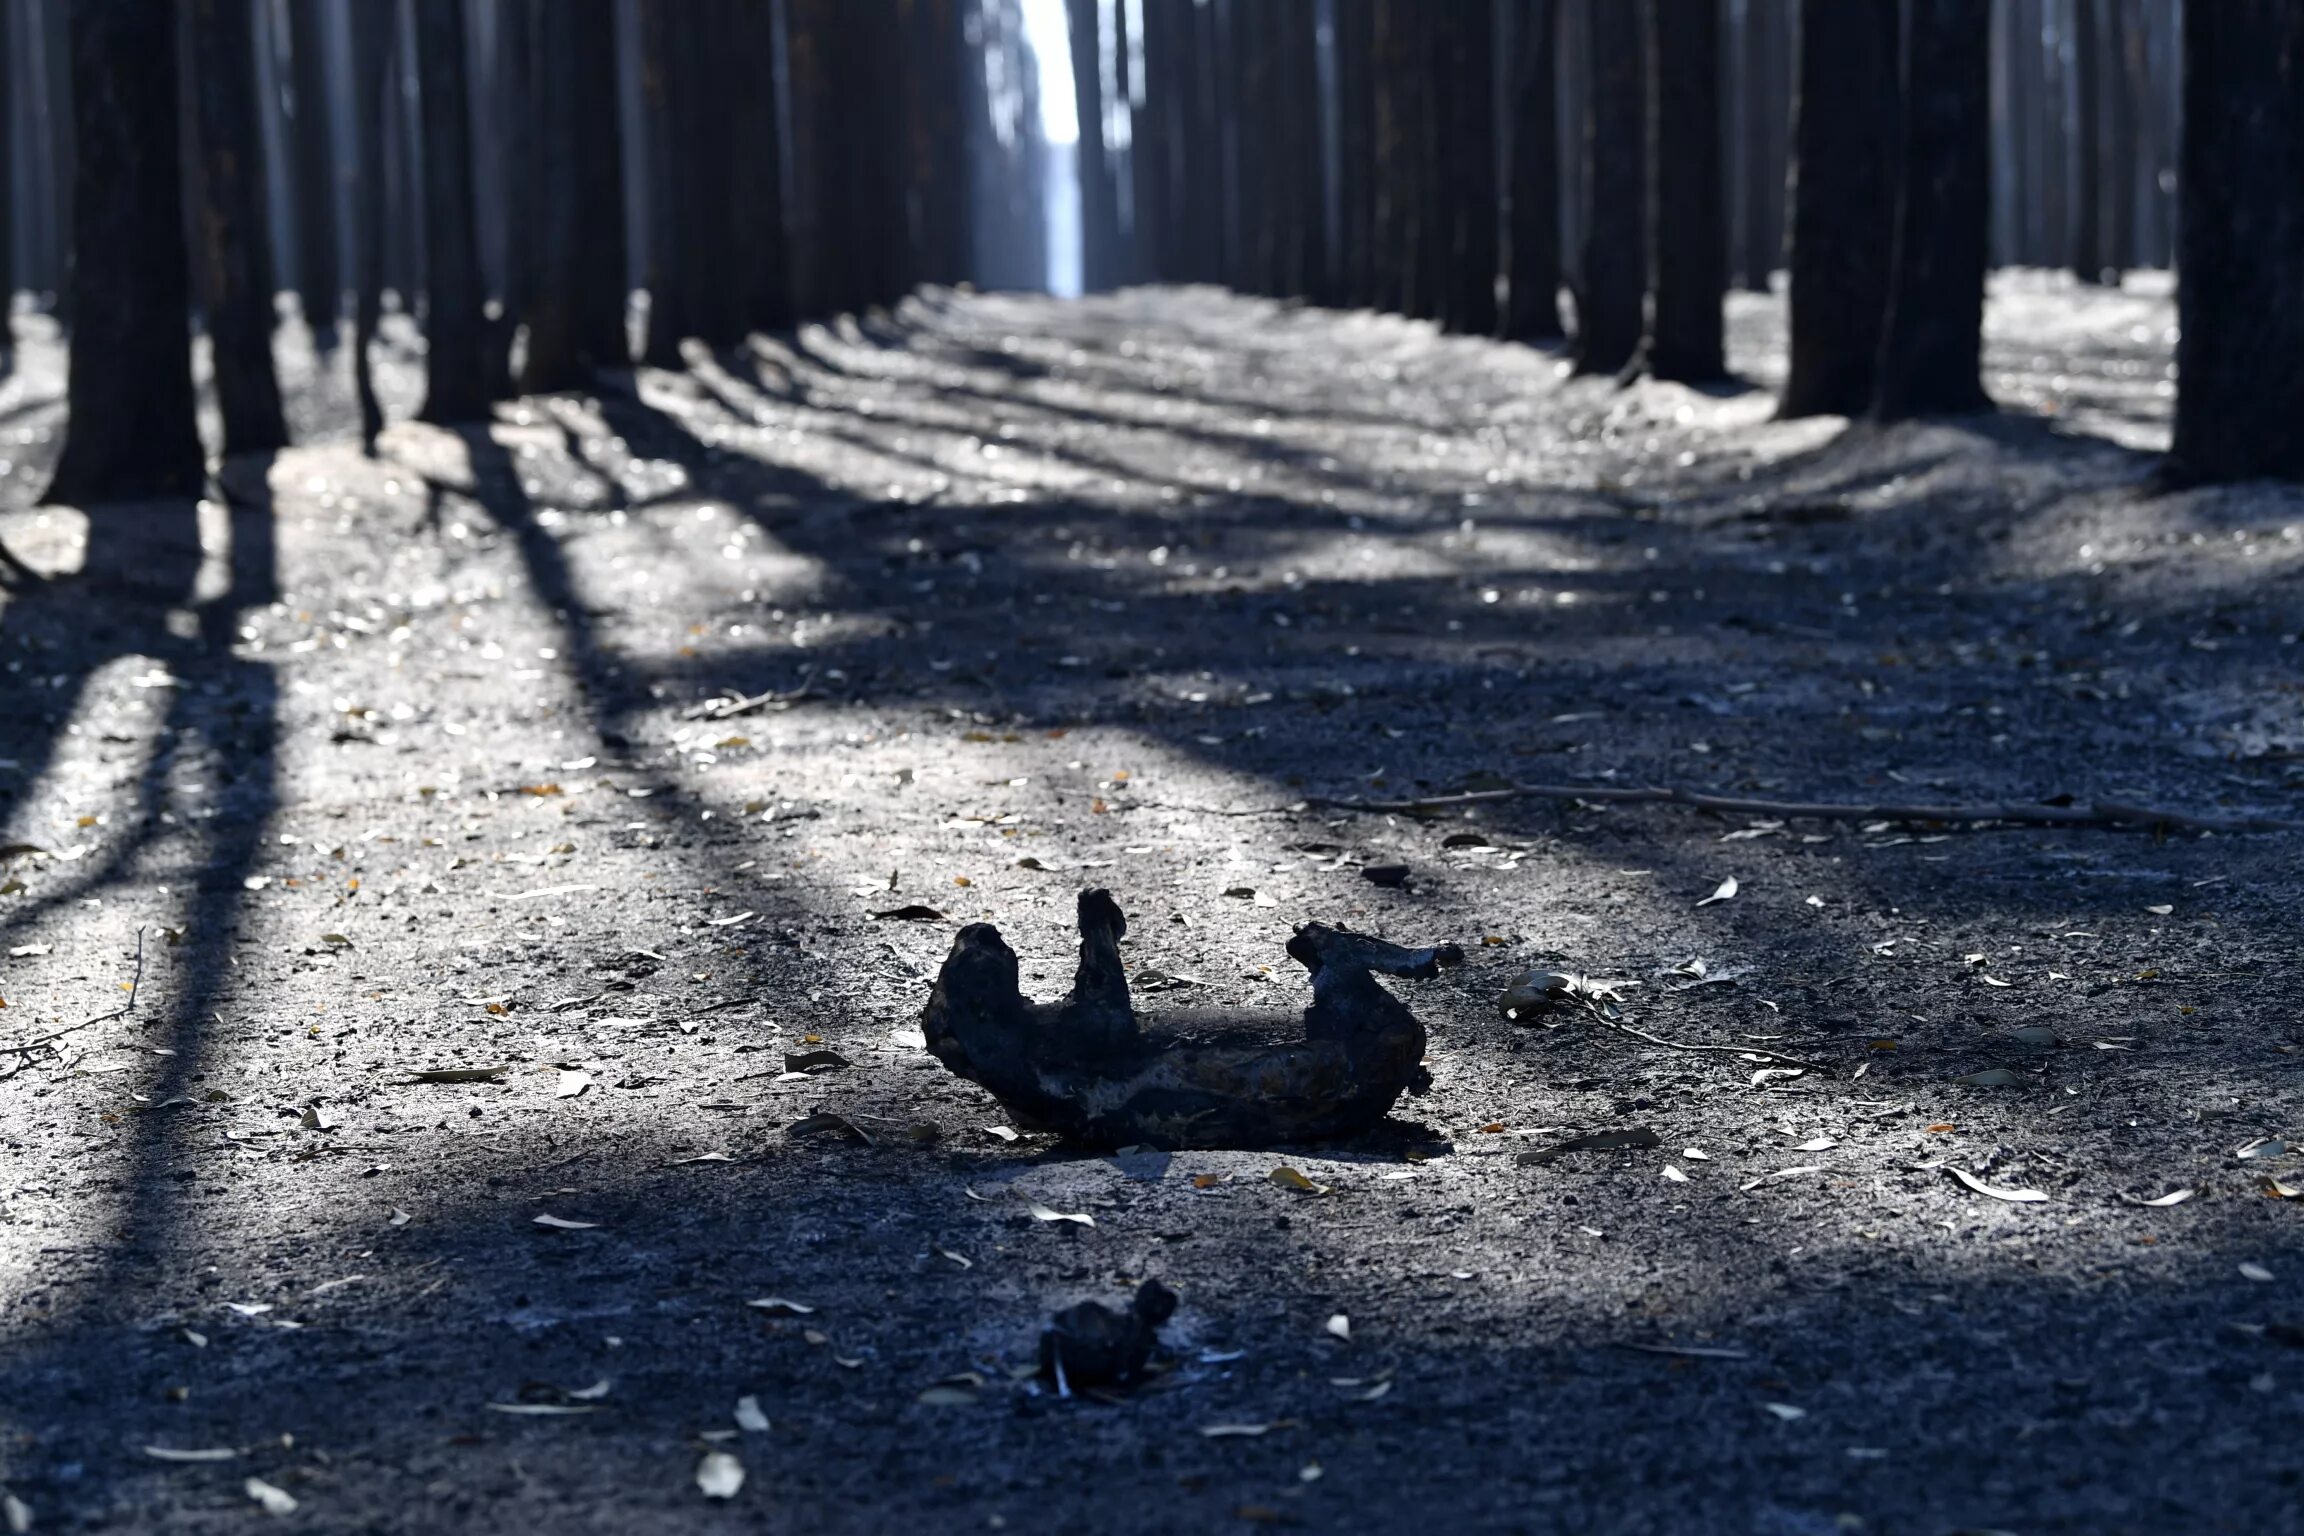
<box><xmin>1</xmin><ymin>274</ymin><xmax>2300</xmax><ymax>1535</ymax></box>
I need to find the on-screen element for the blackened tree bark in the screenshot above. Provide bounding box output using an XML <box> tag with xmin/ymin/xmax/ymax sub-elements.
<box><xmin>1434</xmin><ymin>1</ymin><xmax>1498</xmax><ymax>334</ymax></box>
<box><xmin>1779</xmin><ymin>0</ymin><xmax>1898</xmax><ymax>417</ymax></box>
<box><xmin>1068</xmin><ymin>0</ymin><xmax>1118</xmax><ymax>292</ymax></box>
<box><xmin>186</xmin><ymin>0</ymin><xmax>289</xmax><ymax>457</ymax></box>
<box><xmin>1872</xmin><ymin>0</ymin><xmax>1992</xmax><ymax>420</ymax></box>
<box><xmin>350</xmin><ymin>0</ymin><xmax>390</xmax><ymax>449</ymax></box>
<box><xmin>1739</xmin><ymin>0</ymin><xmax>1788</xmax><ymax>290</ymax></box>
<box><xmin>1627</xmin><ymin>0</ymin><xmax>1724</xmax><ymax>380</ymax></box>
<box><xmin>636</xmin><ymin>0</ymin><xmax>682</xmax><ymax>361</ymax></box>
<box><xmin>670</xmin><ymin>0</ymin><xmax>744</xmax><ymax>347</ymax></box>
<box><xmin>1505</xmin><ymin>0</ymin><xmax>1563</xmax><ymax>340</ymax></box>
<box><xmin>44</xmin><ymin>0</ymin><xmax>205</xmax><ymax>506</ymax></box>
<box><xmin>285</xmin><ymin>0</ymin><xmax>340</xmax><ymax>339</ymax></box>
<box><xmin>413</xmin><ymin>0</ymin><xmax>492</xmax><ymax>425</ymax></box>
<box><xmin>2164</xmin><ymin>1</ymin><xmax>2304</xmax><ymax>485</ymax></box>
<box><xmin>0</xmin><ymin>5</ymin><xmax>14</xmax><ymax>347</ymax></box>
<box><xmin>523</xmin><ymin>0</ymin><xmax>629</xmax><ymax>389</ymax></box>
<box><xmin>1369</xmin><ymin>0</ymin><xmax>1411</xmax><ymax>312</ymax></box>
<box><xmin>1330</xmin><ymin>0</ymin><xmax>1376</xmax><ymax>307</ymax></box>
<box><xmin>1572</xmin><ymin>0</ymin><xmax>1644</xmax><ymax>375</ymax></box>
<box><xmin>486</xmin><ymin>0</ymin><xmax>535</xmax><ymax>397</ymax></box>
<box><xmin>899</xmin><ymin>0</ymin><xmax>968</xmax><ymax>291</ymax></box>
<box><xmin>2071</xmin><ymin>0</ymin><xmax>2105</xmax><ymax>283</ymax></box>
<box><xmin>732</xmin><ymin>0</ymin><xmax>792</xmax><ymax>329</ymax></box>
<box><xmin>1274</xmin><ymin>0</ymin><xmax>1325</xmax><ymax>300</ymax></box>
<box><xmin>2102</xmin><ymin>0</ymin><xmax>2136</xmax><ymax>283</ymax></box>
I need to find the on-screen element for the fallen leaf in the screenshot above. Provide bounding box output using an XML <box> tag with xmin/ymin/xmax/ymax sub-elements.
<box><xmin>1926</xmin><ymin>1123</ymin><xmax>1955</xmax><ymax>1134</ymax></box>
<box><xmin>747</xmin><ymin>1297</ymin><xmax>817</xmax><ymax>1316</ymax></box>
<box><xmin>734</xmin><ymin>1396</ymin><xmax>770</xmax><ymax>1432</ymax></box>
<box><xmin>2002</xmin><ymin>1025</ymin><xmax>2059</xmax><ymax>1049</ymax></box>
<box><xmin>2240</xmin><ymin>1262</ymin><xmax>2276</xmax><ymax>1283</ymax></box>
<box><xmin>1517</xmin><ymin>1126</ymin><xmax>1661</xmax><ymax>1166</ymax></box>
<box><xmin>783</xmin><ymin>1050</ymin><xmax>852</xmax><ymax>1073</ymax></box>
<box><xmin>671</xmin><ymin>1152</ymin><xmax>734</xmax><ymax>1166</ymax></box>
<box><xmin>787</xmin><ymin>1113</ymin><xmax>872</xmax><ymax>1145</ymax></box>
<box><xmin>1761</xmin><ymin>1403</ymin><xmax>1807</xmax><ymax>1422</ymax></box>
<box><xmin>532</xmin><ymin>1214</ymin><xmax>600</xmax><ymax>1230</ymax></box>
<box><xmin>298</xmin><ymin>1105</ymin><xmax>338</xmax><ymax>1132</ymax></box>
<box><xmin>1793</xmin><ymin>1136</ymin><xmax>1838</xmax><ymax>1153</ymax></box>
<box><xmin>1696</xmin><ymin>877</ymin><xmax>1739</xmax><ymax>908</ymax></box>
<box><xmin>916</xmin><ymin>1384</ymin><xmax>979</xmax><ymax>1406</ymax></box>
<box><xmin>554</xmin><ymin>1070</ymin><xmax>593</xmax><ymax>1099</ymax></box>
<box><xmin>2145</xmin><ymin>904</ymin><xmax>2173</xmax><ymax>916</ymax></box>
<box><xmin>1200</xmin><ymin>1421</ymin><xmax>1293</xmax><ymax>1439</ymax></box>
<box><xmin>8</xmin><ymin>944</ymin><xmax>51</xmax><ymax>958</ymax></box>
<box><xmin>142</xmin><ymin>1447</ymin><xmax>238</xmax><ymax>1462</ymax></box>
<box><xmin>1682</xmin><ymin>1147</ymin><xmax>1710</xmax><ymax>1161</ymax></box>
<box><xmin>870</xmin><ymin>905</ymin><xmax>946</xmax><ymax>922</ymax></box>
<box><xmin>1621</xmin><ymin>1342</ymin><xmax>1748</xmax><ymax>1360</ymax></box>
<box><xmin>2124</xmin><ymin>1188</ymin><xmax>2196</xmax><ymax>1208</ymax></box>
<box><xmin>2236</xmin><ymin>1138</ymin><xmax>2288</xmax><ymax>1161</ymax></box>
<box><xmin>1738</xmin><ymin>1166</ymin><xmax>1828</xmax><ymax>1190</ymax></box>
<box><xmin>981</xmin><ymin>1125</ymin><xmax>1020</xmax><ymax>1143</ymax></box>
<box><xmin>1028</xmin><ymin>1202</ymin><xmax>1095</xmax><ymax>1227</ymax></box>
<box><xmin>1325</xmin><ymin>1314</ymin><xmax>1350</xmax><ymax>1341</ymax></box>
<box><xmin>1662</xmin><ymin>1164</ymin><xmax>1689</xmax><ymax>1182</ymax></box>
<box><xmin>243</xmin><ymin>1478</ymin><xmax>297</xmax><ymax>1516</ymax></box>
<box><xmin>405</xmin><ymin>1065</ymin><xmax>510</xmax><ymax>1084</ymax></box>
<box><xmin>1947</xmin><ymin>1167</ymin><xmax>2048</xmax><ymax>1203</ymax></box>
<box><xmin>1953</xmin><ymin>1068</ymin><xmax>2025</xmax><ymax>1088</ymax></box>
<box><xmin>696</xmin><ymin>1450</ymin><xmax>745</xmax><ymax>1500</ymax></box>
<box><xmin>4</xmin><ymin>1492</ymin><xmax>29</xmax><ymax>1534</ymax></box>
<box><xmin>1269</xmin><ymin>1166</ymin><xmax>1331</xmax><ymax>1194</ymax></box>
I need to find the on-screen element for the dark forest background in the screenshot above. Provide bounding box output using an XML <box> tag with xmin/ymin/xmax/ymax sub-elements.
<box><xmin>7</xmin><ymin>0</ymin><xmax>2302</xmax><ymax>520</ymax></box>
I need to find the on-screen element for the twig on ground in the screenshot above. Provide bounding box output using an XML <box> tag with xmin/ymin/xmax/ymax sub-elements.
<box><xmin>1316</xmin><ymin>781</ymin><xmax>2304</xmax><ymax>834</ymax></box>
<box><xmin>683</xmin><ymin>674</ymin><xmax>822</xmax><ymax>721</ymax></box>
<box><xmin>1570</xmin><ymin>993</ymin><xmax>1830</xmax><ymax>1076</ymax></box>
<box><xmin>0</xmin><ymin>927</ymin><xmax>148</xmax><ymax>1078</ymax></box>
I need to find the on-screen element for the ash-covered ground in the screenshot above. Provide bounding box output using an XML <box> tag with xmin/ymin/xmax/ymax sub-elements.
<box><xmin>0</xmin><ymin>274</ymin><xmax>2299</xmax><ymax>1534</ymax></box>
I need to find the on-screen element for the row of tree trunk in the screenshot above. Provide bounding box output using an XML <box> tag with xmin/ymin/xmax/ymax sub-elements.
<box><xmin>45</xmin><ymin>0</ymin><xmax>976</xmax><ymax>507</ymax></box>
<box><xmin>1093</xmin><ymin>0</ymin><xmax>2301</xmax><ymax>481</ymax></box>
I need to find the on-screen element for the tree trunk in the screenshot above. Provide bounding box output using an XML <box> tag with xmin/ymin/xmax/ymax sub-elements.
<box><xmin>285</xmin><ymin>0</ymin><xmax>340</xmax><ymax>339</ymax></box>
<box><xmin>636</xmin><ymin>0</ymin><xmax>681</xmax><ymax>359</ymax></box>
<box><xmin>1779</xmin><ymin>0</ymin><xmax>1898</xmax><ymax>417</ymax></box>
<box><xmin>1872</xmin><ymin>0</ymin><xmax>1992</xmax><ymax>421</ymax></box>
<box><xmin>1434</xmin><ymin>0</ymin><xmax>1498</xmax><ymax>333</ymax></box>
<box><xmin>1069</xmin><ymin>0</ymin><xmax>1116</xmax><ymax>292</ymax></box>
<box><xmin>351</xmin><ymin>0</ymin><xmax>390</xmax><ymax>449</ymax></box>
<box><xmin>2071</xmin><ymin>0</ymin><xmax>2104</xmax><ymax>283</ymax></box>
<box><xmin>44</xmin><ymin>0</ymin><xmax>205</xmax><ymax>507</ymax></box>
<box><xmin>486</xmin><ymin>0</ymin><xmax>534</xmax><ymax>395</ymax></box>
<box><xmin>2164</xmin><ymin>1</ymin><xmax>2304</xmax><ymax>485</ymax></box>
<box><xmin>0</xmin><ymin>5</ymin><xmax>15</xmax><ymax>343</ymax></box>
<box><xmin>1572</xmin><ymin>0</ymin><xmax>1644</xmax><ymax>375</ymax></box>
<box><xmin>522</xmin><ymin>0</ymin><xmax>628</xmax><ymax>389</ymax></box>
<box><xmin>414</xmin><ymin>0</ymin><xmax>492</xmax><ymax>425</ymax></box>
<box><xmin>1628</xmin><ymin>0</ymin><xmax>1724</xmax><ymax>381</ymax></box>
<box><xmin>1505</xmin><ymin>0</ymin><xmax>1564</xmax><ymax>340</ymax></box>
<box><xmin>899</xmin><ymin>0</ymin><xmax>968</xmax><ymax>291</ymax></box>
<box><xmin>2102</xmin><ymin>0</ymin><xmax>2135</xmax><ymax>282</ymax></box>
<box><xmin>185</xmin><ymin>0</ymin><xmax>289</xmax><ymax>457</ymax></box>
<box><xmin>1330</xmin><ymin>0</ymin><xmax>1376</xmax><ymax>307</ymax></box>
<box><xmin>731</xmin><ymin>0</ymin><xmax>791</xmax><ymax>329</ymax></box>
<box><xmin>1738</xmin><ymin>0</ymin><xmax>1786</xmax><ymax>291</ymax></box>
<box><xmin>1370</xmin><ymin>0</ymin><xmax>1408</xmax><ymax>313</ymax></box>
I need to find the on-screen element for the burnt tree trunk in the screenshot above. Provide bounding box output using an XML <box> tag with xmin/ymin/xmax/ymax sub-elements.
<box><xmin>1779</xmin><ymin>0</ymin><xmax>1899</xmax><ymax>417</ymax></box>
<box><xmin>485</xmin><ymin>0</ymin><xmax>534</xmax><ymax>396</ymax></box>
<box><xmin>1628</xmin><ymin>0</ymin><xmax>1724</xmax><ymax>381</ymax></box>
<box><xmin>1434</xmin><ymin>0</ymin><xmax>1498</xmax><ymax>334</ymax></box>
<box><xmin>0</xmin><ymin>6</ymin><xmax>14</xmax><ymax>341</ymax></box>
<box><xmin>44</xmin><ymin>0</ymin><xmax>205</xmax><ymax>507</ymax></box>
<box><xmin>1505</xmin><ymin>0</ymin><xmax>1564</xmax><ymax>340</ymax></box>
<box><xmin>1330</xmin><ymin>0</ymin><xmax>1376</xmax><ymax>307</ymax></box>
<box><xmin>350</xmin><ymin>0</ymin><xmax>390</xmax><ymax>449</ymax></box>
<box><xmin>1872</xmin><ymin>0</ymin><xmax>1992</xmax><ymax>421</ymax></box>
<box><xmin>2164</xmin><ymin>1</ymin><xmax>2304</xmax><ymax>485</ymax></box>
<box><xmin>1369</xmin><ymin>0</ymin><xmax>1409</xmax><ymax>313</ymax></box>
<box><xmin>413</xmin><ymin>0</ymin><xmax>492</xmax><ymax>425</ymax></box>
<box><xmin>285</xmin><ymin>0</ymin><xmax>339</xmax><ymax>339</ymax></box>
<box><xmin>732</xmin><ymin>0</ymin><xmax>791</xmax><ymax>330</ymax></box>
<box><xmin>636</xmin><ymin>0</ymin><xmax>681</xmax><ymax>359</ymax></box>
<box><xmin>1739</xmin><ymin>0</ymin><xmax>1787</xmax><ymax>290</ymax></box>
<box><xmin>899</xmin><ymin>0</ymin><xmax>968</xmax><ymax>291</ymax></box>
<box><xmin>1069</xmin><ymin>0</ymin><xmax>1117</xmax><ymax>292</ymax></box>
<box><xmin>1572</xmin><ymin>0</ymin><xmax>1644</xmax><ymax>375</ymax></box>
<box><xmin>523</xmin><ymin>0</ymin><xmax>629</xmax><ymax>388</ymax></box>
<box><xmin>186</xmin><ymin>0</ymin><xmax>289</xmax><ymax>457</ymax></box>
<box><xmin>2071</xmin><ymin>0</ymin><xmax>2105</xmax><ymax>283</ymax></box>
<box><xmin>2102</xmin><ymin>0</ymin><xmax>2136</xmax><ymax>282</ymax></box>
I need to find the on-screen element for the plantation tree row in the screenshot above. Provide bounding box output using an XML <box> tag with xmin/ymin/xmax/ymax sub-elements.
<box><xmin>18</xmin><ymin>0</ymin><xmax>2304</xmax><ymax>504</ymax></box>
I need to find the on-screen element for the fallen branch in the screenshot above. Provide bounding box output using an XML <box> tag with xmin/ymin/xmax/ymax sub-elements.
<box><xmin>1316</xmin><ymin>781</ymin><xmax>2303</xmax><ymax>834</ymax></box>
<box><xmin>0</xmin><ymin>926</ymin><xmax>148</xmax><ymax>1077</ymax></box>
<box><xmin>682</xmin><ymin>676</ymin><xmax>822</xmax><ymax>721</ymax></box>
<box><xmin>1584</xmin><ymin>1009</ymin><xmax>1829</xmax><ymax>1076</ymax></box>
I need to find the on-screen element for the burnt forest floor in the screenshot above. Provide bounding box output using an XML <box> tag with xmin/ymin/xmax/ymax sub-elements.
<box><xmin>1</xmin><ymin>274</ymin><xmax>2300</xmax><ymax>1535</ymax></box>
